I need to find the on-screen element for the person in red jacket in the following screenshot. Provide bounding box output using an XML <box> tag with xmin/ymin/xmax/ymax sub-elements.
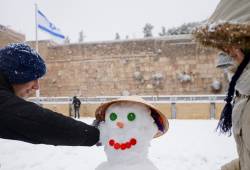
<box><xmin>0</xmin><ymin>43</ymin><xmax>99</xmax><ymax>146</ymax></box>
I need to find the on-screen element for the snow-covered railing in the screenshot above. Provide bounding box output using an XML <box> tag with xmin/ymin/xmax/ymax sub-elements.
<box><xmin>28</xmin><ymin>95</ymin><xmax>226</xmax><ymax>104</ymax></box>
<box><xmin>28</xmin><ymin>95</ymin><xmax>226</xmax><ymax>119</ymax></box>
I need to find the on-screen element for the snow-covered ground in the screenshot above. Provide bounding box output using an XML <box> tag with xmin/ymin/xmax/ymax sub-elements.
<box><xmin>0</xmin><ymin>118</ymin><xmax>237</xmax><ymax>170</ymax></box>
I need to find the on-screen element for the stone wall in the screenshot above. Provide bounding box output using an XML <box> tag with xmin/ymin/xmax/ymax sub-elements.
<box><xmin>0</xmin><ymin>26</ymin><xmax>225</xmax><ymax>97</ymax></box>
<box><xmin>34</xmin><ymin>35</ymin><xmax>225</xmax><ymax>97</ymax></box>
<box><xmin>0</xmin><ymin>25</ymin><xmax>25</xmax><ymax>48</ymax></box>
<box><xmin>0</xmin><ymin>27</ymin><xmax>228</xmax><ymax>119</ymax></box>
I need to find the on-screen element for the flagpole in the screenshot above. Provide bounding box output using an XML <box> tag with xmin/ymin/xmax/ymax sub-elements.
<box><xmin>35</xmin><ymin>3</ymin><xmax>38</xmax><ymax>52</ymax></box>
<box><xmin>35</xmin><ymin>3</ymin><xmax>40</xmax><ymax>99</ymax></box>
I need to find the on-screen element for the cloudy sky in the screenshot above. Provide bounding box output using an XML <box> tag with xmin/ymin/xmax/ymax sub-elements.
<box><xmin>0</xmin><ymin>0</ymin><xmax>219</xmax><ymax>42</ymax></box>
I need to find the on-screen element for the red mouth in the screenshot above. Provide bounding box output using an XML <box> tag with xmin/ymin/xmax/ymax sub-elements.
<box><xmin>108</xmin><ymin>138</ymin><xmax>137</xmax><ymax>150</ymax></box>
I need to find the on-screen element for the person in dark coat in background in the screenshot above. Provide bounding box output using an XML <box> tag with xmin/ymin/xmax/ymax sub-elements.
<box><xmin>0</xmin><ymin>43</ymin><xmax>99</xmax><ymax>146</ymax></box>
<box><xmin>72</xmin><ymin>96</ymin><xmax>81</xmax><ymax>118</ymax></box>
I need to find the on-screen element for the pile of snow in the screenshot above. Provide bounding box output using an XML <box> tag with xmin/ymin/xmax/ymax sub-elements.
<box><xmin>0</xmin><ymin>118</ymin><xmax>237</xmax><ymax>170</ymax></box>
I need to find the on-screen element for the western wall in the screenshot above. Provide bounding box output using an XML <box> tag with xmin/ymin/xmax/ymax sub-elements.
<box><xmin>0</xmin><ymin>25</ymin><xmax>226</xmax><ymax>119</ymax></box>
<box><xmin>33</xmin><ymin>35</ymin><xmax>225</xmax><ymax>97</ymax></box>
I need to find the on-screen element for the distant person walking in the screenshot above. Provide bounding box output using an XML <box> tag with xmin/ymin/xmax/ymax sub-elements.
<box><xmin>72</xmin><ymin>96</ymin><xmax>81</xmax><ymax>118</ymax></box>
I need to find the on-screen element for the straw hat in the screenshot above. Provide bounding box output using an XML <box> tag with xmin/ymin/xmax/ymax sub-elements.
<box><xmin>193</xmin><ymin>0</ymin><xmax>250</xmax><ymax>50</ymax></box>
<box><xmin>95</xmin><ymin>96</ymin><xmax>169</xmax><ymax>138</ymax></box>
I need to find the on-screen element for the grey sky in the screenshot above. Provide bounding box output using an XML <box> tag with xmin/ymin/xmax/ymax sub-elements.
<box><xmin>0</xmin><ymin>0</ymin><xmax>219</xmax><ymax>42</ymax></box>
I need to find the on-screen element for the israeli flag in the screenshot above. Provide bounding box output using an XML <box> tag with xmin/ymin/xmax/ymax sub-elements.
<box><xmin>37</xmin><ymin>9</ymin><xmax>65</xmax><ymax>42</ymax></box>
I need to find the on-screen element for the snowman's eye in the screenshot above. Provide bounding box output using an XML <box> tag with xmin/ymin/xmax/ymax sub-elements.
<box><xmin>127</xmin><ymin>112</ymin><xmax>136</xmax><ymax>121</ymax></box>
<box><xmin>110</xmin><ymin>112</ymin><xmax>117</xmax><ymax>121</ymax></box>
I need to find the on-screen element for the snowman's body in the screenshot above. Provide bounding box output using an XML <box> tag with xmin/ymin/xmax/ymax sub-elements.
<box><xmin>96</xmin><ymin>102</ymin><xmax>159</xmax><ymax>170</ymax></box>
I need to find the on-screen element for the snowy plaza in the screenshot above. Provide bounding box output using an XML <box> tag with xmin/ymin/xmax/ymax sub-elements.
<box><xmin>0</xmin><ymin>118</ymin><xmax>237</xmax><ymax>170</ymax></box>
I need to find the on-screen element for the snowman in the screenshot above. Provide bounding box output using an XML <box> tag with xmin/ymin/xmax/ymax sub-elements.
<box><xmin>94</xmin><ymin>96</ymin><xmax>168</xmax><ymax>170</ymax></box>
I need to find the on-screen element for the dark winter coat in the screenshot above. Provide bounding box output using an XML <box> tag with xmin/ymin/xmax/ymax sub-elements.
<box><xmin>0</xmin><ymin>73</ymin><xmax>99</xmax><ymax>146</ymax></box>
<box><xmin>73</xmin><ymin>97</ymin><xmax>81</xmax><ymax>109</ymax></box>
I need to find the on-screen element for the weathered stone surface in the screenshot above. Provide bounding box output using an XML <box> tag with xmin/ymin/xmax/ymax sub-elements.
<box><xmin>40</xmin><ymin>38</ymin><xmax>224</xmax><ymax>97</ymax></box>
<box><xmin>0</xmin><ymin>25</ymin><xmax>25</xmax><ymax>48</ymax></box>
<box><xmin>1</xmin><ymin>28</ymin><xmax>225</xmax><ymax>97</ymax></box>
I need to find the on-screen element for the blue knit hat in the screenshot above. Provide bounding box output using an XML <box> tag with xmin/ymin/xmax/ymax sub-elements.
<box><xmin>0</xmin><ymin>43</ymin><xmax>46</xmax><ymax>84</ymax></box>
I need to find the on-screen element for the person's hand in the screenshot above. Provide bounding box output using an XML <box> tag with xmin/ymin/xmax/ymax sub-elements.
<box><xmin>92</xmin><ymin>119</ymin><xmax>104</xmax><ymax>146</ymax></box>
<box><xmin>92</xmin><ymin>119</ymin><xmax>100</xmax><ymax>128</ymax></box>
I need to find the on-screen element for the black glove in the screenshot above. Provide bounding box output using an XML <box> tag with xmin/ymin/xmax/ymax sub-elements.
<box><xmin>92</xmin><ymin>119</ymin><xmax>102</xmax><ymax>146</ymax></box>
<box><xmin>92</xmin><ymin>119</ymin><xmax>100</xmax><ymax>128</ymax></box>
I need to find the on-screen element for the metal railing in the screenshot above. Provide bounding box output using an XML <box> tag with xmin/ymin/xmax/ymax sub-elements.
<box><xmin>28</xmin><ymin>95</ymin><xmax>226</xmax><ymax>119</ymax></box>
<box><xmin>28</xmin><ymin>95</ymin><xmax>226</xmax><ymax>104</ymax></box>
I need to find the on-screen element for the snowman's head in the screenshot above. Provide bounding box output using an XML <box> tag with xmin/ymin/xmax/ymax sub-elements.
<box><xmin>106</xmin><ymin>102</ymin><xmax>156</xmax><ymax>136</ymax></box>
<box><xmin>96</xmin><ymin>96</ymin><xmax>168</xmax><ymax>138</ymax></box>
<box><xmin>96</xmin><ymin>97</ymin><xmax>168</xmax><ymax>163</ymax></box>
<box><xmin>99</xmin><ymin>101</ymin><xmax>157</xmax><ymax>153</ymax></box>
<box><xmin>106</xmin><ymin>102</ymin><xmax>151</xmax><ymax>127</ymax></box>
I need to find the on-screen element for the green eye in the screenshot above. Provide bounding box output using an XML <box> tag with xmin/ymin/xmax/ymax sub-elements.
<box><xmin>110</xmin><ymin>112</ymin><xmax>117</xmax><ymax>121</ymax></box>
<box><xmin>127</xmin><ymin>112</ymin><xmax>136</xmax><ymax>121</ymax></box>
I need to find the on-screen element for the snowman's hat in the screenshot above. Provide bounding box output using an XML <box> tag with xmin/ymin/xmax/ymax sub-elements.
<box><xmin>95</xmin><ymin>96</ymin><xmax>169</xmax><ymax>138</ymax></box>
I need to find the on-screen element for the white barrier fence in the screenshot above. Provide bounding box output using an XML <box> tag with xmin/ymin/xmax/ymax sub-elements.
<box><xmin>28</xmin><ymin>95</ymin><xmax>226</xmax><ymax>119</ymax></box>
<box><xmin>28</xmin><ymin>95</ymin><xmax>226</xmax><ymax>104</ymax></box>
